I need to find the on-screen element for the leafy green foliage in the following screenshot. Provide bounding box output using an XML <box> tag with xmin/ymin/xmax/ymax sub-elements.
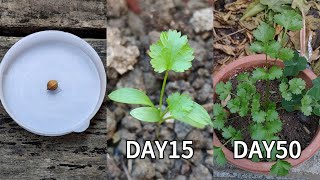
<box><xmin>252</xmin><ymin>22</ymin><xmax>275</xmax><ymax>43</ymax></box>
<box><xmin>271</xmin><ymin>160</ymin><xmax>292</xmax><ymax>176</ymax></box>
<box><xmin>282</xmin><ymin>94</ymin><xmax>303</xmax><ymax>112</ymax></box>
<box><xmin>250</xmin><ymin>123</ymin><xmax>267</xmax><ymax>140</ymax></box>
<box><xmin>167</xmin><ymin>93</ymin><xmax>211</xmax><ymax>128</ymax></box>
<box><xmin>108</xmin><ymin>88</ymin><xmax>154</xmax><ymax>106</ymax></box>
<box><xmin>268</xmin><ymin>66</ymin><xmax>283</xmax><ymax>80</ymax></box>
<box><xmin>252</xmin><ymin>66</ymin><xmax>283</xmax><ymax>81</ymax></box>
<box><xmin>130</xmin><ymin>107</ymin><xmax>161</xmax><ymax>122</ymax></box>
<box><xmin>252</xmin><ymin>111</ymin><xmax>266</xmax><ymax>123</ymax></box>
<box><xmin>279</xmin><ymin>78</ymin><xmax>306</xmax><ymax>101</ymax></box>
<box><xmin>213</xmin><ymin>104</ymin><xmax>227</xmax><ymax>130</ymax></box>
<box><xmin>215</xmin><ymin>81</ymin><xmax>232</xmax><ymax>100</ymax></box>
<box><xmin>301</xmin><ymin>95</ymin><xmax>312</xmax><ymax>116</ymax></box>
<box><xmin>249</xmin><ymin>22</ymin><xmax>294</xmax><ymax>61</ymax></box>
<box><xmin>149</xmin><ymin>30</ymin><xmax>194</xmax><ymax>73</ymax></box>
<box><xmin>274</xmin><ymin>10</ymin><xmax>303</xmax><ymax>31</ymax></box>
<box><xmin>260</xmin><ymin>0</ymin><xmax>292</xmax><ymax>12</ymax></box>
<box><xmin>306</xmin><ymin>81</ymin><xmax>320</xmax><ymax>116</ymax></box>
<box><xmin>213</xmin><ymin>146</ymin><xmax>227</xmax><ymax>166</ymax></box>
<box><xmin>283</xmin><ymin>51</ymin><xmax>308</xmax><ymax>77</ymax></box>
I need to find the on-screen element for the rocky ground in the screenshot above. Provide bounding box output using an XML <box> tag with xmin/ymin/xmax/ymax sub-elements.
<box><xmin>107</xmin><ymin>0</ymin><xmax>213</xmax><ymax>179</ymax></box>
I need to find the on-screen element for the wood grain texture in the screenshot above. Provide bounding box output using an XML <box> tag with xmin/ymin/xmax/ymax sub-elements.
<box><xmin>0</xmin><ymin>0</ymin><xmax>106</xmax><ymax>38</ymax></box>
<box><xmin>0</xmin><ymin>36</ymin><xmax>107</xmax><ymax>180</ymax></box>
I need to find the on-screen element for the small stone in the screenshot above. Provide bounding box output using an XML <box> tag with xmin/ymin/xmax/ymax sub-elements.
<box><xmin>186</xmin><ymin>130</ymin><xmax>206</xmax><ymax>149</ymax></box>
<box><xmin>119</xmin><ymin>128</ymin><xmax>136</xmax><ymax>140</ymax></box>
<box><xmin>189</xmin><ymin>40</ymin><xmax>207</xmax><ymax>62</ymax></box>
<box><xmin>106</xmin><ymin>154</ymin><xmax>122</xmax><ymax>178</ymax></box>
<box><xmin>190</xmin><ymin>8</ymin><xmax>213</xmax><ymax>33</ymax></box>
<box><xmin>189</xmin><ymin>164</ymin><xmax>211</xmax><ymax>180</ymax></box>
<box><xmin>107</xmin><ymin>0</ymin><xmax>128</xmax><ymax>17</ymax></box>
<box><xmin>189</xmin><ymin>150</ymin><xmax>203</xmax><ymax>164</ymax></box>
<box><xmin>196</xmin><ymin>83</ymin><xmax>213</xmax><ymax>103</ymax></box>
<box><xmin>121</xmin><ymin>115</ymin><xmax>142</xmax><ymax>132</ymax></box>
<box><xmin>174</xmin><ymin>121</ymin><xmax>193</xmax><ymax>139</ymax></box>
<box><xmin>116</xmin><ymin>68</ymin><xmax>146</xmax><ymax>90</ymax></box>
<box><xmin>175</xmin><ymin>175</ymin><xmax>187</xmax><ymax>180</ymax></box>
<box><xmin>107</xmin><ymin>27</ymin><xmax>140</xmax><ymax>74</ymax></box>
<box><xmin>180</xmin><ymin>163</ymin><xmax>191</xmax><ymax>175</ymax></box>
<box><xmin>132</xmin><ymin>158</ymin><xmax>156</xmax><ymax>179</ymax></box>
<box><xmin>148</xmin><ymin>31</ymin><xmax>161</xmax><ymax>45</ymax></box>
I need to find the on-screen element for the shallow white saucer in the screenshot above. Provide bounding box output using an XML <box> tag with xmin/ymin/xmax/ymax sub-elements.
<box><xmin>0</xmin><ymin>31</ymin><xmax>106</xmax><ymax>136</ymax></box>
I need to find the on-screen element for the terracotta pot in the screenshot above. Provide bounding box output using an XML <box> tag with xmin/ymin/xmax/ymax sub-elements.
<box><xmin>213</xmin><ymin>54</ymin><xmax>320</xmax><ymax>174</ymax></box>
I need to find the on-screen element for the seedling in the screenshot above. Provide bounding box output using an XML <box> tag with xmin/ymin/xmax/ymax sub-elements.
<box><xmin>108</xmin><ymin>30</ymin><xmax>212</xmax><ymax>137</ymax></box>
<box><xmin>214</xmin><ymin>5</ymin><xmax>320</xmax><ymax>176</ymax></box>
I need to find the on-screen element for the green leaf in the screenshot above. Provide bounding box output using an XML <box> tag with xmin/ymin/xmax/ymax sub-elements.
<box><xmin>279</xmin><ymin>81</ymin><xmax>288</xmax><ymax>92</ymax></box>
<box><xmin>215</xmin><ymin>81</ymin><xmax>232</xmax><ymax>100</ymax></box>
<box><xmin>265</xmin><ymin>41</ymin><xmax>281</xmax><ymax>59</ymax></box>
<box><xmin>268</xmin><ymin>66</ymin><xmax>283</xmax><ymax>80</ymax></box>
<box><xmin>282</xmin><ymin>91</ymin><xmax>292</xmax><ymax>101</ymax></box>
<box><xmin>301</xmin><ymin>95</ymin><xmax>313</xmax><ymax>116</ymax></box>
<box><xmin>213</xmin><ymin>118</ymin><xmax>225</xmax><ymax>130</ymax></box>
<box><xmin>270</xmin><ymin>160</ymin><xmax>292</xmax><ymax>176</ymax></box>
<box><xmin>252</xmin><ymin>22</ymin><xmax>275</xmax><ymax>43</ymax></box>
<box><xmin>251</xmin><ymin>93</ymin><xmax>261</xmax><ymax>113</ymax></box>
<box><xmin>289</xmin><ymin>78</ymin><xmax>306</xmax><ymax>95</ymax></box>
<box><xmin>274</xmin><ymin>10</ymin><xmax>303</xmax><ymax>31</ymax></box>
<box><xmin>213</xmin><ymin>103</ymin><xmax>227</xmax><ymax>118</ymax></box>
<box><xmin>227</xmin><ymin>97</ymin><xmax>241</xmax><ymax>113</ymax></box>
<box><xmin>108</xmin><ymin>88</ymin><xmax>154</xmax><ymax>106</ymax></box>
<box><xmin>213</xmin><ymin>146</ymin><xmax>227</xmax><ymax>166</ymax></box>
<box><xmin>282</xmin><ymin>94</ymin><xmax>303</xmax><ymax>112</ymax></box>
<box><xmin>130</xmin><ymin>107</ymin><xmax>161</xmax><ymax>122</ymax></box>
<box><xmin>260</xmin><ymin>0</ymin><xmax>292</xmax><ymax>12</ymax></box>
<box><xmin>266</xmin><ymin>109</ymin><xmax>279</xmax><ymax>121</ymax></box>
<box><xmin>312</xmin><ymin>77</ymin><xmax>320</xmax><ymax>87</ymax></box>
<box><xmin>167</xmin><ymin>93</ymin><xmax>211</xmax><ymax>128</ymax></box>
<box><xmin>222</xmin><ymin>126</ymin><xmax>237</xmax><ymax>139</ymax></box>
<box><xmin>266</xmin><ymin>119</ymin><xmax>282</xmax><ymax>133</ymax></box>
<box><xmin>149</xmin><ymin>30</ymin><xmax>194</xmax><ymax>73</ymax></box>
<box><xmin>283</xmin><ymin>51</ymin><xmax>307</xmax><ymax>77</ymax></box>
<box><xmin>252</xmin><ymin>67</ymin><xmax>268</xmax><ymax>80</ymax></box>
<box><xmin>279</xmin><ymin>48</ymin><xmax>294</xmax><ymax>61</ymax></box>
<box><xmin>250</xmin><ymin>42</ymin><xmax>265</xmax><ymax>53</ymax></box>
<box><xmin>307</xmin><ymin>86</ymin><xmax>320</xmax><ymax>116</ymax></box>
<box><xmin>231</xmin><ymin>131</ymin><xmax>243</xmax><ymax>147</ymax></box>
<box><xmin>237</xmin><ymin>72</ymin><xmax>250</xmax><ymax>82</ymax></box>
<box><xmin>167</xmin><ymin>92</ymin><xmax>193</xmax><ymax>120</ymax></box>
<box><xmin>252</xmin><ymin>111</ymin><xmax>266</xmax><ymax>123</ymax></box>
<box><xmin>250</xmin><ymin>123</ymin><xmax>267</xmax><ymax>140</ymax></box>
<box><xmin>241</xmin><ymin>1</ymin><xmax>267</xmax><ymax>21</ymax></box>
<box><xmin>182</xmin><ymin>102</ymin><xmax>212</xmax><ymax>128</ymax></box>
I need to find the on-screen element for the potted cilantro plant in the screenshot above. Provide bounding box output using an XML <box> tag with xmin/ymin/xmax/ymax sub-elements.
<box><xmin>108</xmin><ymin>30</ymin><xmax>212</xmax><ymax>137</ymax></box>
<box><xmin>213</xmin><ymin>6</ymin><xmax>320</xmax><ymax>177</ymax></box>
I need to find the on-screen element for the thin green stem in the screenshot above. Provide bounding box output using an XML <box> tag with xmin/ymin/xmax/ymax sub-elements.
<box><xmin>159</xmin><ymin>70</ymin><xmax>169</xmax><ymax>113</ymax></box>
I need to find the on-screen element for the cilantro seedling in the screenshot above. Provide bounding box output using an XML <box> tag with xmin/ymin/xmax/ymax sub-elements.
<box><xmin>108</xmin><ymin>30</ymin><xmax>212</xmax><ymax>138</ymax></box>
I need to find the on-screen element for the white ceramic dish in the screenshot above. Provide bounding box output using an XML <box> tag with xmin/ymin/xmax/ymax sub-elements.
<box><xmin>0</xmin><ymin>31</ymin><xmax>106</xmax><ymax>136</ymax></box>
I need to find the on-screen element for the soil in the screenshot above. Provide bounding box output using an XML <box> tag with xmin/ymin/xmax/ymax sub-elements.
<box><xmin>215</xmin><ymin>69</ymin><xmax>319</xmax><ymax>161</ymax></box>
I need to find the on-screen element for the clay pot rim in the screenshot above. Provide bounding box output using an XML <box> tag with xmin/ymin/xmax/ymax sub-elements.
<box><xmin>212</xmin><ymin>54</ymin><xmax>320</xmax><ymax>174</ymax></box>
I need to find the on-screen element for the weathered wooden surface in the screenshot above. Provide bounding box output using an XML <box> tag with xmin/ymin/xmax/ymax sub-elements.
<box><xmin>0</xmin><ymin>36</ymin><xmax>107</xmax><ymax>180</ymax></box>
<box><xmin>0</xmin><ymin>0</ymin><xmax>106</xmax><ymax>38</ymax></box>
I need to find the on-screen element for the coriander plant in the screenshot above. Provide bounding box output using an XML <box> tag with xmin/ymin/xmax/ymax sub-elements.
<box><xmin>214</xmin><ymin>5</ymin><xmax>320</xmax><ymax>177</ymax></box>
<box><xmin>108</xmin><ymin>30</ymin><xmax>212</xmax><ymax>137</ymax></box>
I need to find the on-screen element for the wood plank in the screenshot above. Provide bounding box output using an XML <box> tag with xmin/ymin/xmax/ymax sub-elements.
<box><xmin>0</xmin><ymin>0</ymin><xmax>106</xmax><ymax>38</ymax></box>
<box><xmin>0</xmin><ymin>36</ymin><xmax>106</xmax><ymax>179</ymax></box>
